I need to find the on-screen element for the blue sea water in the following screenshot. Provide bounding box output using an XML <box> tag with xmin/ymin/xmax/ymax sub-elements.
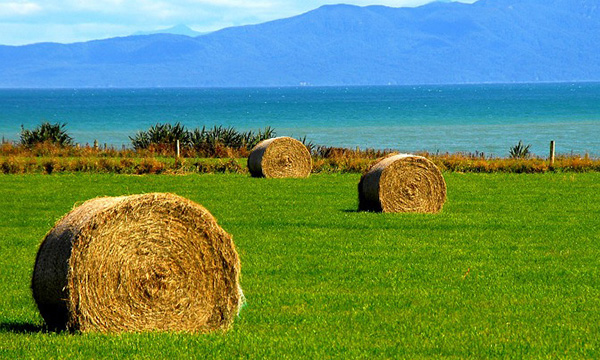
<box><xmin>1</xmin><ymin>83</ymin><xmax>599</xmax><ymax>157</ymax></box>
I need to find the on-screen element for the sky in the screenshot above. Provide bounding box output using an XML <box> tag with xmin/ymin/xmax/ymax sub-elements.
<box><xmin>0</xmin><ymin>0</ymin><xmax>477</xmax><ymax>46</ymax></box>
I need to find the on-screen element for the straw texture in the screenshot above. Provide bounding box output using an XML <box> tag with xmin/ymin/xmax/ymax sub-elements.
<box><xmin>31</xmin><ymin>193</ymin><xmax>242</xmax><ymax>333</ymax></box>
<box><xmin>247</xmin><ymin>137</ymin><xmax>312</xmax><ymax>178</ymax></box>
<box><xmin>358</xmin><ymin>154</ymin><xmax>446</xmax><ymax>213</ymax></box>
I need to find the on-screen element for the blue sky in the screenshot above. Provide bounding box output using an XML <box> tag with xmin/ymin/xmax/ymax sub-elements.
<box><xmin>0</xmin><ymin>0</ymin><xmax>477</xmax><ymax>45</ymax></box>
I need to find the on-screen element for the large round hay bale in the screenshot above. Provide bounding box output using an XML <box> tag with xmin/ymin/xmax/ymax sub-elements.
<box><xmin>247</xmin><ymin>136</ymin><xmax>312</xmax><ymax>178</ymax></box>
<box><xmin>358</xmin><ymin>154</ymin><xmax>446</xmax><ymax>213</ymax></box>
<box><xmin>31</xmin><ymin>193</ymin><xmax>242</xmax><ymax>333</ymax></box>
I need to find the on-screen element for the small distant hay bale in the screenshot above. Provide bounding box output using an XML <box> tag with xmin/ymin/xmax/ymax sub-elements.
<box><xmin>247</xmin><ymin>137</ymin><xmax>312</xmax><ymax>178</ymax></box>
<box><xmin>358</xmin><ymin>154</ymin><xmax>446</xmax><ymax>213</ymax></box>
<box><xmin>31</xmin><ymin>193</ymin><xmax>242</xmax><ymax>333</ymax></box>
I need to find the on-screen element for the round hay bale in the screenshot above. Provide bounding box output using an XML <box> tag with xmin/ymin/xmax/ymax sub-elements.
<box><xmin>358</xmin><ymin>154</ymin><xmax>446</xmax><ymax>213</ymax></box>
<box><xmin>31</xmin><ymin>193</ymin><xmax>242</xmax><ymax>333</ymax></box>
<box><xmin>247</xmin><ymin>136</ymin><xmax>312</xmax><ymax>178</ymax></box>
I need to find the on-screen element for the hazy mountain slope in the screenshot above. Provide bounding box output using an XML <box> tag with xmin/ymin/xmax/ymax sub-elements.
<box><xmin>0</xmin><ymin>0</ymin><xmax>598</xmax><ymax>87</ymax></box>
<box><xmin>133</xmin><ymin>24</ymin><xmax>205</xmax><ymax>37</ymax></box>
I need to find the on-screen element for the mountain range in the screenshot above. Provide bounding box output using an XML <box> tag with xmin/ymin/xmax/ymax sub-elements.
<box><xmin>132</xmin><ymin>24</ymin><xmax>205</xmax><ymax>37</ymax></box>
<box><xmin>0</xmin><ymin>0</ymin><xmax>599</xmax><ymax>87</ymax></box>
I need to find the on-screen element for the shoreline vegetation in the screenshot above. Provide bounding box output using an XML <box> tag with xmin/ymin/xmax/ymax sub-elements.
<box><xmin>2</xmin><ymin>121</ymin><xmax>599</xmax><ymax>175</ymax></box>
<box><xmin>2</xmin><ymin>142</ymin><xmax>599</xmax><ymax>175</ymax></box>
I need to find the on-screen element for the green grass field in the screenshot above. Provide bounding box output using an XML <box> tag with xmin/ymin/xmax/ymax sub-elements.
<box><xmin>1</xmin><ymin>172</ymin><xmax>599</xmax><ymax>358</ymax></box>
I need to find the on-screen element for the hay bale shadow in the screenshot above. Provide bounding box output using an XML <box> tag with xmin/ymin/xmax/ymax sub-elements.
<box><xmin>0</xmin><ymin>321</ymin><xmax>46</xmax><ymax>334</ymax></box>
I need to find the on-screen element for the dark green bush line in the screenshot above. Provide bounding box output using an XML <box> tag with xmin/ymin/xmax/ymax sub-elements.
<box><xmin>16</xmin><ymin>122</ymin><xmax>280</xmax><ymax>158</ymax></box>
<box><xmin>129</xmin><ymin>123</ymin><xmax>276</xmax><ymax>156</ymax></box>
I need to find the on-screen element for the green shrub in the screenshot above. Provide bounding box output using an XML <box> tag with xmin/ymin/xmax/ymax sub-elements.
<box><xmin>20</xmin><ymin>122</ymin><xmax>73</xmax><ymax>147</ymax></box>
<box><xmin>509</xmin><ymin>140</ymin><xmax>531</xmax><ymax>159</ymax></box>
<box><xmin>189</xmin><ymin>125</ymin><xmax>275</xmax><ymax>153</ymax></box>
<box><xmin>130</xmin><ymin>122</ymin><xmax>190</xmax><ymax>151</ymax></box>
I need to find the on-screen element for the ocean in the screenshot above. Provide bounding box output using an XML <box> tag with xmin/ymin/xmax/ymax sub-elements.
<box><xmin>1</xmin><ymin>83</ymin><xmax>599</xmax><ymax>157</ymax></box>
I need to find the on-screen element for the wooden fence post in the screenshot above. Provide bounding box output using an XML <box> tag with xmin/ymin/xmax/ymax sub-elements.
<box><xmin>176</xmin><ymin>140</ymin><xmax>181</xmax><ymax>158</ymax></box>
<box><xmin>549</xmin><ymin>140</ymin><xmax>555</xmax><ymax>166</ymax></box>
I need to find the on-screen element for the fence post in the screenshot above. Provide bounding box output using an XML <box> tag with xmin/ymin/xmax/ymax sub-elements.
<box><xmin>176</xmin><ymin>140</ymin><xmax>181</xmax><ymax>158</ymax></box>
<box><xmin>549</xmin><ymin>140</ymin><xmax>555</xmax><ymax>166</ymax></box>
<box><xmin>93</xmin><ymin>139</ymin><xmax>98</xmax><ymax>150</ymax></box>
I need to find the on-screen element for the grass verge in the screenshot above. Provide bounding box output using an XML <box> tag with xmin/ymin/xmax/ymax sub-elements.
<box><xmin>3</xmin><ymin>142</ymin><xmax>600</xmax><ymax>174</ymax></box>
<box><xmin>0</xmin><ymin>172</ymin><xmax>599</xmax><ymax>358</ymax></box>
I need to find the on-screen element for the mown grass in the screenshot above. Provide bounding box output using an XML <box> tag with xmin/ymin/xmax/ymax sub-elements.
<box><xmin>0</xmin><ymin>173</ymin><xmax>599</xmax><ymax>358</ymax></box>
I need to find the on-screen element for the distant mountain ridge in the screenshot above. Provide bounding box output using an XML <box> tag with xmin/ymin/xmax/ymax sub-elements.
<box><xmin>132</xmin><ymin>24</ymin><xmax>205</xmax><ymax>37</ymax></box>
<box><xmin>0</xmin><ymin>0</ymin><xmax>599</xmax><ymax>87</ymax></box>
